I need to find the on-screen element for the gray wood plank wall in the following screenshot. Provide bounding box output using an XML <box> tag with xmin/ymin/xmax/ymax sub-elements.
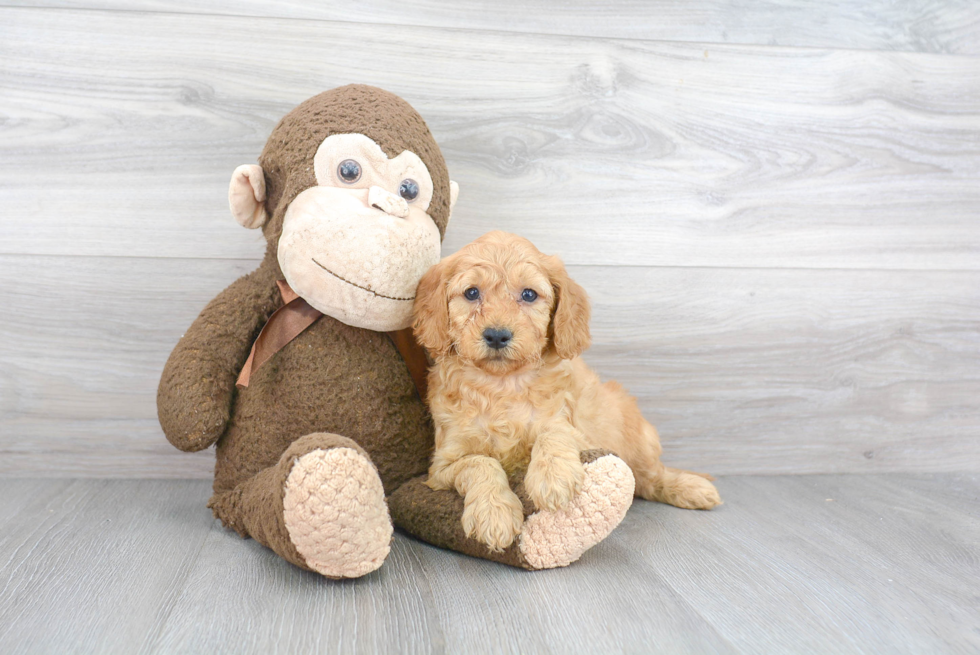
<box><xmin>1</xmin><ymin>4</ymin><xmax>978</xmax><ymax>477</ymax></box>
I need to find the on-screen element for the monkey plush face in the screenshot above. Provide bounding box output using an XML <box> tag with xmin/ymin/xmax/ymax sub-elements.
<box><xmin>228</xmin><ymin>86</ymin><xmax>458</xmax><ymax>332</ymax></box>
<box><xmin>277</xmin><ymin>133</ymin><xmax>444</xmax><ymax>331</ymax></box>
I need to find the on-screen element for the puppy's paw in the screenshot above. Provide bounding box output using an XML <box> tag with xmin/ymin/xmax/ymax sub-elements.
<box><xmin>526</xmin><ymin>453</ymin><xmax>585</xmax><ymax>512</ymax></box>
<box><xmin>461</xmin><ymin>489</ymin><xmax>524</xmax><ymax>551</ymax></box>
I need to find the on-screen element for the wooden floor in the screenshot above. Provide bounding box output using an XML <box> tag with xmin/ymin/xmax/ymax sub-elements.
<box><xmin>0</xmin><ymin>474</ymin><xmax>977</xmax><ymax>654</ymax></box>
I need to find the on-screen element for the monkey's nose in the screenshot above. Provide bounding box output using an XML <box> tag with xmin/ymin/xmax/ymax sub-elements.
<box><xmin>483</xmin><ymin>328</ymin><xmax>513</xmax><ymax>350</ymax></box>
<box><xmin>368</xmin><ymin>186</ymin><xmax>409</xmax><ymax>218</ymax></box>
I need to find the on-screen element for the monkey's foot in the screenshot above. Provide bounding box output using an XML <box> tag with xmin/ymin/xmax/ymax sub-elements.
<box><xmin>518</xmin><ymin>451</ymin><xmax>635</xmax><ymax>569</ymax></box>
<box><xmin>283</xmin><ymin>447</ymin><xmax>393</xmax><ymax>578</ymax></box>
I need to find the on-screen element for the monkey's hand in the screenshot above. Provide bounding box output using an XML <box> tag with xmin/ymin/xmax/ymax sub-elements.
<box><xmin>158</xmin><ymin>351</ymin><xmax>237</xmax><ymax>452</ymax></box>
<box><xmin>157</xmin><ymin>266</ymin><xmax>279</xmax><ymax>452</ymax></box>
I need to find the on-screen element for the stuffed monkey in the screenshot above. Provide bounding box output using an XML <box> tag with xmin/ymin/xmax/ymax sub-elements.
<box><xmin>157</xmin><ymin>85</ymin><xmax>635</xmax><ymax>577</ymax></box>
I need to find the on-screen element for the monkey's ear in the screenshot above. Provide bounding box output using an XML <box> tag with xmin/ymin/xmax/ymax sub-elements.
<box><xmin>413</xmin><ymin>256</ymin><xmax>456</xmax><ymax>358</ymax></box>
<box><xmin>229</xmin><ymin>164</ymin><xmax>268</xmax><ymax>229</ymax></box>
<box><xmin>545</xmin><ymin>255</ymin><xmax>591</xmax><ymax>360</ymax></box>
<box><xmin>449</xmin><ymin>181</ymin><xmax>459</xmax><ymax>210</ymax></box>
<box><xmin>444</xmin><ymin>180</ymin><xmax>459</xmax><ymax>229</ymax></box>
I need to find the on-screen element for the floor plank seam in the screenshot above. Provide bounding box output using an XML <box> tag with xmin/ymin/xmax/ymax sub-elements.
<box><xmin>137</xmin><ymin>508</ymin><xmax>217</xmax><ymax>655</ymax></box>
<box><xmin>398</xmin><ymin>536</ymin><xmax>449</xmax><ymax>655</ymax></box>
<box><xmin>4</xmin><ymin>251</ymin><xmax>980</xmax><ymax>275</ymax></box>
<box><xmin>3</xmin><ymin>4</ymin><xmax>979</xmax><ymax>59</ymax></box>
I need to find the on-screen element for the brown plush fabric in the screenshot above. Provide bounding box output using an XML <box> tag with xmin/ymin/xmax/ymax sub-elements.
<box><xmin>207</xmin><ymin>433</ymin><xmax>372</xmax><ymax>572</ymax></box>
<box><xmin>578</xmin><ymin>448</ymin><xmax>614</xmax><ymax>467</ymax></box>
<box><xmin>211</xmin><ymin>304</ymin><xmax>433</xmax><ymax>496</ymax></box>
<box><xmin>158</xmin><ymin>86</ymin><xmax>624</xmax><ymax>576</ymax></box>
<box><xmin>260</xmin><ymin>84</ymin><xmax>452</xmax><ymax>253</ymax></box>
<box><xmin>159</xmin><ymin>244</ymin><xmax>435</xmax><ymax>499</ymax></box>
<box><xmin>158</xmin><ymin>261</ymin><xmax>281</xmax><ymax>453</ymax></box>
<box><xmin>389</xmin><ymin>449</ymin><xmax>617</xmax><ymax>570</ymax></box>
<box><xmin>388</xmin><ymin>475</ymin><xmax>533</xmax><ymax>570</ymax></box>
<box><xmin>157</xmin><ymin>86</ymin><xmax>468</xmax><ymax>573</ymax></box>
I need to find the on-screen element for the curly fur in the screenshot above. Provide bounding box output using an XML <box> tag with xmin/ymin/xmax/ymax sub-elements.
<box><xmin>413</xmin><ymin>231</ymin><xmax>722</xmax><ymax>551</ymax></box>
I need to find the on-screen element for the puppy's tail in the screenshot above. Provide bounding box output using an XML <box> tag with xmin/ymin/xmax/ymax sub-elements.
<box><xmin>673</xmin><ymin>468</ymin><xmax>715</xmax><ymax>482</ymax></box>
<box><xmin>635</xmin><ymin>465</ymin><xmax>722</xmax><ymax>510</ymax></box>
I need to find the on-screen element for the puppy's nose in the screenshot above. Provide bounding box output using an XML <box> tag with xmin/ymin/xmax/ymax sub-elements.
<box><xmin>483</xmin><ymin>328</ymin><xmax>513</xmax><ymax>350</ymax></box>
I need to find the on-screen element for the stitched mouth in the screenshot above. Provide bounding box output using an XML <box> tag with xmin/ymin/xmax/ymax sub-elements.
<box><xmin>311</xmin><ymin>258</ymin><xmax>415</xmax><ymax>302</ymax></box>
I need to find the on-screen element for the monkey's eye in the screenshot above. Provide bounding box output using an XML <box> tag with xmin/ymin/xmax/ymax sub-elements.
<box><xmin>521</xmin><ymin>289</ymin><xmax>538</xmax><ymax>302</ymax></box>
<box><xmin>337</xmin><ymin>159</ymin><xmax>361</xmax><ymax>183</ymax></box>
<box><xmin>399</xmin><ymin>178</ymin><xmax>419</xmax><ymax>201</ymax></box>
<box><xmin>464</xmin><ymin>287</ymin><xmax>480</xmax><ymax>301</ymax></box>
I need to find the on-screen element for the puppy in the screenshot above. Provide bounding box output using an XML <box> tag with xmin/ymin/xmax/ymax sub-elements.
<box><xmin>413</xmin><ymin>231</ymin><xmax>721</xmax><ymax>551</ymax></box>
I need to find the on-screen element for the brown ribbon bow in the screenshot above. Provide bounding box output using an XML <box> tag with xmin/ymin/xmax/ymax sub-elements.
<box><xmin>236</xmin><ymin>280</ymin><xmax>429</xmax><ymax>403</ymax></box>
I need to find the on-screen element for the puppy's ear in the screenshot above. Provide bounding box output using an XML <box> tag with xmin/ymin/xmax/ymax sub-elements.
<box><xmin>413</xmin><ymin>256</ymin><xmax>455</xmax><ymax>357</ymax></box>
<box><xmin>546</xmin><ymin>255</ymin><xmax>591</xmax><ymax>360</ymax></box>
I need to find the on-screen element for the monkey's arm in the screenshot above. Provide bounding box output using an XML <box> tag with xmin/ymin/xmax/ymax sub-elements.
<box><xmin>157</xmin><ymin>265</ymin><xmax>279</xmax><ymax>452</ymax></box>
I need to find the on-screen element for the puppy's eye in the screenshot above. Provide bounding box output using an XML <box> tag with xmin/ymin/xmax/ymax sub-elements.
<box><xmin>521</xmin><ymin>289</ymin><xmax>538</xmax><ymax>302</ymax></box>
<box><xmin>337</xmin><ymin>159</ymin><xmax>361</xmax><ymax>183</ymax></box>
<box><xmin>399</xmin><ymin>178</ymin><xmax>419</xmax><ymax>201</ymax></box>
<box><xmin>464</xmin><ymin>287</ymin><xmax>480</xmax><ymax>301</ymax></box>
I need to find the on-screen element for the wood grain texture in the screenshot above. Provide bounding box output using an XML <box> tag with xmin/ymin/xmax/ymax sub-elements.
<box><xmin>2</xmin><ymin>8</ymin><xmax>978</xmax><ymax>269</ymax></box>
<box><xmin>150</xmin><ymin>530</ymin><xmax>446</xmax><ymax>653</ymax></box>
<box><xmin>614</xmin><ymin>474</ymin><xmax>980</xmax><ymax>653</ymax></box>
<box><xmin>0</xmin><ymin>475</ymin><xmax>976</xmax><ymax>653</ymax></box>
<box><xmin>408</xmin><ymin>534</ymin><xmax>736</xmax><ymax>654</ymax></box>
<box><xmin>0</xmin><ymin>479</ymin><xmax>70</xmax><ymax>535</ymax></box>
<box><xmin>0</xmin><ymin>256</ymin><xmax>255</xmax><ymax>478</ymax></box>
<box><xmin>2</xmin><ymin>254</ymin><xmax>977</xmax><ymax>477</ymax></box>
<box><xmin>585</xmin><ymin>265</ymin><xmax>980</xmax><ymax>474</ymax></box>
<box><xmin>0</xmin><ymin>480</ymin><xmax>215</xmax><ymax>654</ymax></box>
<box><xmin>4</xmin><ymin>1</ymin><xmax>979</xmax><ymax>55</ymax></box>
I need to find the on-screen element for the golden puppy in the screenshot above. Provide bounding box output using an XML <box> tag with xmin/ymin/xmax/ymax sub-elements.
<box><xmin>413</xmin><ymin>231</ymin><xmax>721</xmax><ymax>551</ymax></box>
